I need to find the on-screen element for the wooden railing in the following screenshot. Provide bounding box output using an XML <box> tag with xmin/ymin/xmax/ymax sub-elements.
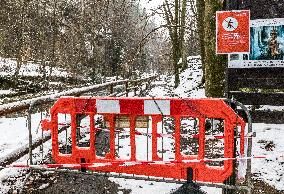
<box><xmin>0</xmin><ymin>75</ymin><xmax>158</xmax><ymax>116</ymax></box>
<box><xmin>0</xmin><ymin>75</ymin><xmax>158</xmax><ymax>167</ymax></box>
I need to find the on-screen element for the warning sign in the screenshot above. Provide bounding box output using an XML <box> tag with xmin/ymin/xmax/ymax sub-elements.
<box><xmin>216</xmin><ymin>10</ymin><xmax>250</xmax><ymax>54</ymax></box>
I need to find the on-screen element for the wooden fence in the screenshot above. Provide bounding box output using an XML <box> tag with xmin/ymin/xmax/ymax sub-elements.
<box><xmin>225</xmin><ymin>2</ymin><xmax>284</xmax><ymax>124</ymax></box>
<box><xmin>227</xmin><ymin>60</ymin><xmax>284</xmax><ymax>123</ymax></box>
<box><xmin>0</xmin><ymin>76</ymin><xmax>157</xmax><ymax>116</ymax></box>
<box><xmin>0</xmin><ymin>75</ymin><xmax>158</xmax><ymax>167</ymax></box>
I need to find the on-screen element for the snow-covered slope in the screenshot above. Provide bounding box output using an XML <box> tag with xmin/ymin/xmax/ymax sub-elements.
<box><xmin>0</xmin><ymin>113</ymin><xmax>50</xmax><ymax>159</ymax></box>
<box><xmin>0</xmin><ymin>56</ymin><xmax>284</xmax><ymax>194</ymax></box>
<box><xmin>252</xmin><ymin>123</ymin><xmax>284</xmax><ymax>190</ymax></box>
<box><xmin>0</xmin><ymin>57</ymin><xmax>69</xmax><ymax>77</ymax></box>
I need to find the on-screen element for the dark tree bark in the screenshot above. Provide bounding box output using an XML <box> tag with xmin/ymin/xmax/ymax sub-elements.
<box><xmin>196</xmin><ymin>0</ymin><xmax>206</xmax><ymax>84</ymax></box>
<box><xmin>204</xmin><ymin>0</ymin><xmax>227</xmax><ymax>97</ymax></box>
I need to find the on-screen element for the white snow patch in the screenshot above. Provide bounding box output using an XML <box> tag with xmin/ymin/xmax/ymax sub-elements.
<box><xmin>252</xmin><ymin>123</ymin><xmax>284</xmax><ymax>190</ymax></box>
<box><xmin>38</xmin><ymin>183</ymin><xmax>49</xmax><ymax>190</ymax></box>
<box><xmin>0</xmin><ymin>57</ymin><xmax>69</xmax><ymax>77</ymax></box>
<box><xmin>0</xmin><ymin>90</ymin><xmax>16</xmax><ymax>95</ymax></box>
<box><xmin>0</xmin><ymin>112</ymin><xmax>50</xmax><ymax>159</ymax></box>
<box><xmin>109</xmin><ymin>177</ymin><xmax>181</xmax><ymax>194</ymax></box>
<box><xmin>0</xmin><ymin>168</ymin><xmax>26</xmax><ymax>193</ymax></box>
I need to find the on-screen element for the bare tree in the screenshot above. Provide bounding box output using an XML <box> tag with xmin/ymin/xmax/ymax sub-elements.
<box><xmin>1</xmin><ymin>0</ymin><xmax>167</xmax><ymax>86</ymax></box>
<box><xmin>163</xmin><ymin>0</ymin><xmax>187</xmax><ymax>88</ymax></box>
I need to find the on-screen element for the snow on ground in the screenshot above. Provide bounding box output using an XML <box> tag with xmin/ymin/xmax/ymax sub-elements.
<box><xmin>0</xmin><ymin>90</ymin><xmax>16</xmax><ymax>96</ymax></box>
<box><xmin>109</xmin><ymin>177</ymin><xmax>221</xmax><ymax>194</ymax></box>
<box><xmin>173</xmin><ymin>57</ymin><xmax>204</xmax><ymax>98</ymax></box>
<box><xmin>109</xmin><ymin>177</ymin><xmax>180</xmax><ymax>194</ymax></box>
<box><xmin>0</xmin><ymin>112</ymin><xmax>50</xmax><ymax>159</ymax></box>
<box><xmin>0</xmin><ymin>90</ymin><xmax>15</xmax><ymax>95</ymax></box>
<box><xmin>0</xmin><ymin>56</ymin><xmax>284</xmax><ymax>193</ymax></box>
<box><xmin>252</xmin><ymin>123</ymin><xmax>284</xmax><ymax>190</ymax></box>
<box><xmin>0</xmin><ymin>168</ymin><xmax>26</xmax><ymax>193</ymax></box>
<box><xmin>0</xmin><ymin>138</ymin><xmax>53</xmax><ymax>193</ymax></box>
<box><xmin>0</xmin><ymin>57</ymin><xmax>69</xmax><ymax>77</ymax></box>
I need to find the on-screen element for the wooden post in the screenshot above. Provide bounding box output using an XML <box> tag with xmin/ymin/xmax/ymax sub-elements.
<box><xmin>109</xmin><ymin>84</ymin><xmax>113</xmax><ymax>95</ymax></box>
<box><xmin>138</xmin><ymin>81</ymin><xmax>142</xmax><ymax>96</ymax></box>
<box><xmin>147</xmin><ymin>79</ymin><xmax>151</xmax><ymax>90</ymax></box>
<box><xmin>125</xmin><ymin>81</ymin><xmax>129</xmax><ymax>97</ymax></box>
<box><xmin>133</xmin><ymin>81</ymin><xmax>137</xmax><ymax>96</ymax></box>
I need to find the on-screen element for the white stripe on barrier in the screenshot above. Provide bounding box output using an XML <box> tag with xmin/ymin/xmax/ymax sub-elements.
<box><xmin>96</xmin><ymin>100</ymin><xmax>120</xmax><ymax>114</ymax></box>
<box><xmin>144</xmin><ymin>100</ymin><xmax>170</xmax><ymax>115</ymax></box>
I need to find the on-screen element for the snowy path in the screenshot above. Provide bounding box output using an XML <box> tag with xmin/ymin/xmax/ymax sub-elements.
<box><xmin>109</xmin><ymin>61</ymin><xmax>222</xmax><ymax>194</ymax></box>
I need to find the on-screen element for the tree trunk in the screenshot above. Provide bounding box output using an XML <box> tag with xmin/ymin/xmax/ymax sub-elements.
<box><xmin>173</xmin><ymin>0</ymin><xmax>180</xmax><ymax>88</ymax></box>
<box><xmin>14</xmin><ymin>0</ymin><xmax>27</xmax><ymax>78</ymax></box>
<box><xmin>204</xmin><ymin>0</ymin><xmax>227</xmax><ymax>97</ymax></box>
<box><xmin>180</xmin><ymin>0</ymin><xmax>187</xmax><ymax>70</ymax></box>
<box><xmin>163</xmin><ymin>0</ymin><xmax>187</xmax><ymax>88</ymax></box>
<box><xmin>38</xmin><ymin>0</ymin><xmax>47</xmax><ymax>84</ymax></box>
<box><xmin>196</xmin><ymin>0</ymin><xmax>206</xmax><ymax>84</ymax></box>
<box><xmin>48</xmin><ymin>0</ymin><xmax>57</xmax><ymax>87</ymax></box>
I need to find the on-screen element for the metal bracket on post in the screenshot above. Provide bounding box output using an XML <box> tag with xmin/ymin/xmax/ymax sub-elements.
<box><xmin>228</xmin><ymin>98</ymin><xmax>253</xmax><ymax>194</ymax></box>
<box><xmin>28</xmin><ymin>101</ymin><xmax>37</xmax><ymax>165</ymax></box>
<box><xmin>27</xmin><ymin>97</ymin><xmax>57</xmax><ymax>166</ymax></box>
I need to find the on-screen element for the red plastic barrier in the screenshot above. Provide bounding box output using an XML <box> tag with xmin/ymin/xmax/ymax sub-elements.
<box><xmin>42</xmin><ymin>97</ymin><xmax>246</xmax><ymax>183</ymax></box>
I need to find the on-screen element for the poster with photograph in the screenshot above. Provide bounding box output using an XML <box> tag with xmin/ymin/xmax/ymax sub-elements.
<box><xmin>250</xmin><ymin>25</ymin><xmax>284</xmax><ymax>60</ymax></box>
<box><xmin>229</xmin><ymin>18</ymin><xmax>284</xmax><ymax>68</ymax></box>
